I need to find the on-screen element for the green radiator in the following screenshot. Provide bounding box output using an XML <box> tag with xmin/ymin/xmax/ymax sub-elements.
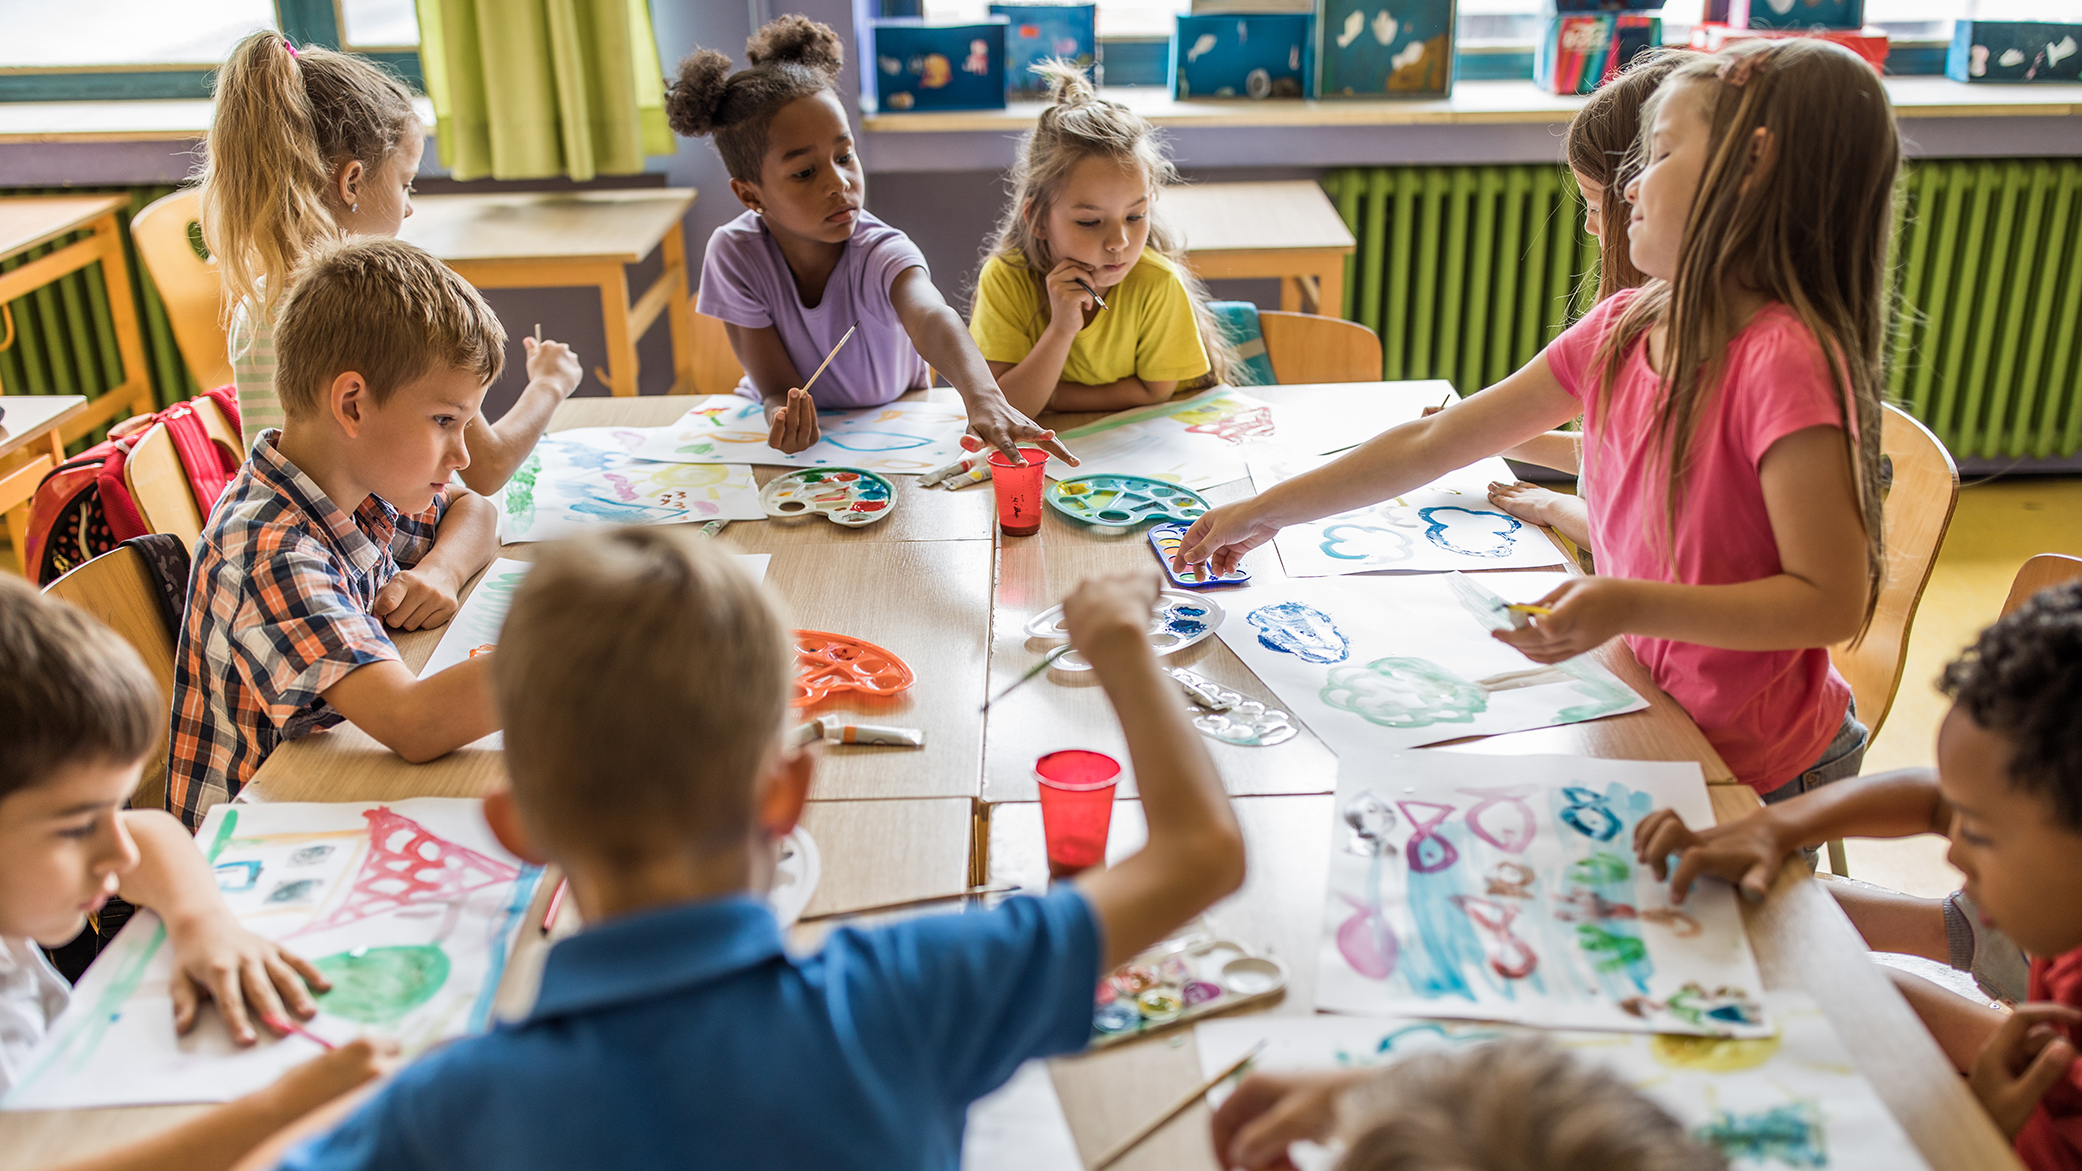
<box><xmin>1326</xmin><ymin>159</ymin><xmax>2082</xmax><ymax>461</ymax></box>
<box><xmin>0</xmin><ymin>185</ymin><xmax>199</xmax><ymax>451</ymax></box>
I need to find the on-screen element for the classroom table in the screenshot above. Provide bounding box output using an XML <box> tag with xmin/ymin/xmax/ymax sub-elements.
<box><xmin>0</xmin><ymin>394</ymin><xmax>84</xmax><ymax>574</ymax></box>
<box><xmin>397</xmin><ymin>190</ymin><xmax>700</xmax><ymax>400</ymax></box>
<box><xmin>1162</xmin><ymin>181</ymin><xmax>1356</xmax><ymax>316</ymax></box>
<box><xmin>0</xmin><ymin>197</ymin><xmax>157</xmax><ymax>445</ymax></box>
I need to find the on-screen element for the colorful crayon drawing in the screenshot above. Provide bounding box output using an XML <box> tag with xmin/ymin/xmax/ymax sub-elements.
<box><xmin>1314</xmin><ymin>753</ymin><xmax>1769</xmax><ymax>1037</ymax></box>
<box><xmin>565</xmin><ymin>396</ymin><xmax>973</xmax><ymax>474</ymax></box>
<box><xmin>1218</xmin><ymin>574</ymin><xmax>1646</xmax><ymax>754</ymax></box>
<box><xmin>499</xmin><ymin>433</ymin><xmax>762</xmax><ymax>544</ymax></box>
<box><xmin>3</xmin><ymin>799</ymin><xmax>544</xmax><ymax>1110</ymax></box>
<box><xmin>1050</xmin><ymin>388</ymin><xmax>1285</xmax><ymax>489</ymax></box>
<box><xmin>1249</xmin><ymin>455</ymin><xmax>1570</xmax><ymax>577</ymax></box>
<box><xmin>1195</xmin><ymin>988</ymin><xmax>1928</xmax><ymax>1170</ymax></box>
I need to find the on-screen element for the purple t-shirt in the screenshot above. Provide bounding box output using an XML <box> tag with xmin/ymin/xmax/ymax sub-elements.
<box><xmin>696</xmin><ymin>209</ymin><xmax>932</xmax><ymax>410</ymax></box>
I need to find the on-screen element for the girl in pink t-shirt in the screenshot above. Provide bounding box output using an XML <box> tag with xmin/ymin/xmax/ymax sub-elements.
<box><xmin>1179</xmin><ymin>40</ymin><xmax>1898</xmax><ymax>798</ymax></box>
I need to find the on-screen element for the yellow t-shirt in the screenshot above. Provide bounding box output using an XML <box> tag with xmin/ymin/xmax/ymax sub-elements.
<box><xmin>969</xmin><ymin>249</ymin><xmax>1210</xmax><ymax>387</ymax></box>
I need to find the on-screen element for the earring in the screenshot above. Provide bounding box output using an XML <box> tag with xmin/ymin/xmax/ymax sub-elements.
<box><xmin>350</xmin><ymin>203</ymin><xmax>359</xmax><ymax>213</ymax></box>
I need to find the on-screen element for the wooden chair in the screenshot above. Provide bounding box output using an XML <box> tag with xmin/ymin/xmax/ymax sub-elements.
<box><xmin>44</xmin><ymin>546</ymin><xmax>179</xmax><ymax>809</ymax></box>
<box><xmin>124</xmin><ymin>397</ymin><xmax>239</xmax><ymax>550</ymax></box>
<box><xmin>2001</xmin><ymin>553</ymin><xmax>2082</xmax><ymax>617</ymax></box>
<box><xmin>1258</xmin><ymin>310</ymin><xmax>1383</xmax><ymax>384</ymax></box>
<box><xmin>692</xmin><ymin>304</ymin><xmax>746</xmax><ymax>395</ymax></box>
<box><xmin>130</xmin><ymin>190</ymin><xmax>233</xmax><ymax>391</ymax></box>
<box><xmin>1824</xmin><ymin>403</ymin><xmax>1960</xmax><ymax>876</ymax></box>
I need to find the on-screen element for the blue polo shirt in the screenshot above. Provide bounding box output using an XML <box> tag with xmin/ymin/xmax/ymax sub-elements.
<box><xmin>279</xmin><ymin>887</ymin><xmax>1100</xmax><ymax>1171</ymax></box>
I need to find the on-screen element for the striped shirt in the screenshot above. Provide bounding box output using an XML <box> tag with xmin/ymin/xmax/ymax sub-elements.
<box><xmin>230</xmin><ymin>298</ymin><xmax>285</xmax><ymax>439</ymax></box>
<box><xmin>166</xmin><ymin>431</ymin><xmax>447</xmax><ymax>828</ymax></box>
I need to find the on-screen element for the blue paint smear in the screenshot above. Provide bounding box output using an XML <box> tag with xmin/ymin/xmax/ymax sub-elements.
<box><xmin>822</xmin><ymin>432</ymin><xmax>935</xmax><ymax>453</ymax></box>
<box><xmin>1248</xmin><ymin>602</ymin><xmax>1349</xmax><ymax>664</ymax></box>
<box><xmin>1397</xmin><ymin>826</ymin><xmax>1483</xmax><ymax>1001</ymax></box>
<box><xmin>1417</xmin><ymin>506</ymin><xmax>1523</xmax><ymax>557</ymax></box>
<box><xmin>1549</xmin><ymin>783</ymin><xmax>1658</xmax><ymax>996</ymax></box>
<box><xmin>1167</xmin><ymin>618</ymin><xmax>1209</xmax><ymax>636</ymax></box>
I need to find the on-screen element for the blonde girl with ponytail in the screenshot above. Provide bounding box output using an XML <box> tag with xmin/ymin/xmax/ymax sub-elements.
<box><xmin>199</xmin><ymin>31</ymin><xmax>580</xmax><ymax>494</ymax></box>
<box><xmin>970</xmin><ymin>62</ymin><xmax>1233</xmax><ymax>415</ymax></box>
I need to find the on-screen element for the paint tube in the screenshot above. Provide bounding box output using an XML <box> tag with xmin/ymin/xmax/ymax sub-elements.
<box><xmin>943</xmin><ymin>464</ymin><xmax>992</xmax><ymax>491</ymax></box>
<box><xmin>790</xmin><ymin>720</ymin><xmax>823</xmax><ymax>748</ymax></box>
<box><xmin>821</xmin><ymin>721</ymin><xmax>926</xmax><ymax>747</ymax></box>
<box><xmin>920</xmin><ymin>451</ymin><xmax>985</xmax><ymax>487</ymax></box>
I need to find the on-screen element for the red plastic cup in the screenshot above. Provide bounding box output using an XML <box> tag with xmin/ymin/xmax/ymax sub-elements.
<box><xmin>1036</xmin><ymin>749</ymin><xmax>1120</xmax><ymax>878</ymax></box>
<box><xmin>988</xmin><ymin>448</ymin><xmax>1050</xmax><ymax>537</ymax></box>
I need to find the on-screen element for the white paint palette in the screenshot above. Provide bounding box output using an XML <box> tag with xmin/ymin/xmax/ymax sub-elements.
<box><xmin>759</xmin><ymin>468</ymin><xmax>897</xmax><ymax>527</ymax></box>
<box><xmin>1022</xmin><ymin>591</ymin><xmax>1225</xmax><ymax>670</ymax></box>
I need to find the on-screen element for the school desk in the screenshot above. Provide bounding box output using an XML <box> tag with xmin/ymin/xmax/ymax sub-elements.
<box><xmin>986</xmin><ymin>794</ymin><xmax>2023</xmax><ymax>1171</ymax></box>
<box><xmin>0</xmin><ymin>393</ymin><xmax>84</xmax><ymax>573</ymax></box>
<box><xmin>0</xmin><ymin>197</ymin><xmax>156</xmax><ymax>444</ymax></box>
<box><xmin>396</xmin><ymin>190</ymin><xmax>700</xmax><ymax>400</ymax></box>
<box><xmin>1161</xmin><ymin>181</ymin><xmax>1355</xmax><ymax>316</ymax></box>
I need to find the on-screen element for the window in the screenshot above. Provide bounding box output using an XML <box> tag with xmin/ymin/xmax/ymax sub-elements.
<box><xmin>921</xmin><ymin>0</ymin><xmax>1190</xmax><ymax>40</ymax></box>
<box><xmin>339</xmin><ymin>0</ymin><xmax>422</xmax><ymax>49</ymax></box>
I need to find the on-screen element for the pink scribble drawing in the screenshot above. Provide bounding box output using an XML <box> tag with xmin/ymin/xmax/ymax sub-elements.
<box><xmin>1459</xmin><ymin>785</ymin><xmax>1539</xmax><ymax>852</ymax></box>
<box><xmin>603</xmin><ymin>472</ymin><xmax>639</xmax><ymax>502</ymax></box>
<box><xmin>1336</xmin><ymin>894</ymin><xmax>1400</xmax><ymax>979</ymax></box>
<box><xmin>294</xmin><ymin>808</ymin><xmax>520</xmax><ymax>936</ymax></box>
<box><xmin>1184</xmin><ymin>405</ymin><xmax>1276</xmax><ymax>445</ymax></box>
<box><xmin>1398</xmin><ymin>800</ymin><xmax>1460</xmax><ymax>874</ymax></box>
<box><xmin>1451</xmin><ymin>895</ymin><xmax>1538</xmax><ymax>980</ymax></box>
<box><xmin>1552</xmin><ymin>888</ymin><xmax>1637</xmax><ymax>923</ymax></box>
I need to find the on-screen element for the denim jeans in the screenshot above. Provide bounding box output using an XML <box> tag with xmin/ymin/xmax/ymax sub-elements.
<box><xmin>1761</xmin><ymin>698</ymin><xmax>1869</xmax><ymax>867</ymax></box>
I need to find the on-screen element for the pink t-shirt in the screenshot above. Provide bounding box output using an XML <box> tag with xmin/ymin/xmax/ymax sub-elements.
<box><xmin>1544</xmin><ymin>289</ymin><xmax>1854</xmax><ymax>792</ymax></box>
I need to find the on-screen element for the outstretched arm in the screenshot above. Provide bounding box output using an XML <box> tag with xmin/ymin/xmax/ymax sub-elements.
<box><xmin>457</xmin><ymin>337</ymin><xmax>582</xmax><ymax>495</ymax></box>
<box><xmin>888</xmin><ymin>267</ymin><xmax>1072</xmax><ymax>464</ymax></box>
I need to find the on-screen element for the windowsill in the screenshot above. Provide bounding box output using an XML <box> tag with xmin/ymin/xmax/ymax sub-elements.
<box><xmin>0</xmin><ymin>95</ymin><xmax>436</xmax><ymax>144</ymax></box>
<box><xmin>862</xmin><ymin>77</ymin><xmax>2082</xmax><ymax>132</ymax></box>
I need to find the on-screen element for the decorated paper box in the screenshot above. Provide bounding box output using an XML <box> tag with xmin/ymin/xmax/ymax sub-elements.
<box><xmin>1689</xmin><ymin>22</ymin><xmax>1888</xmax><ymax>73</ymax></box>
<box><xmin>1315</xmin><ymin>0</ymin><xmax>1455</xmax><ymax>100</ymax></box>
<box><xmin>1948</xmin><ymin>20</ymin><xmax>2082</xmax><ymax>84</ymax></box>
<box><xmin>1725</xmin><ymin>0</ymin><xmax>1862</xmax><ymax>32</ymax></box>
<box><xmin>991</xmin><ymin>3</ymin><xmax>1095</xmax><ymax>99</ymax></box>
<box><xmin>1172</xmin><ymin>13</ymin><xmax>1314</xmax><ymax>101</ymax></box>
<box><xmin>865</xmin><ymin>18</ymin><xmax>1008</xmax><ymax>112</ymax></box>
<box><xmin>1536</xmin><ymin>11</ymin><xmax>1661</xmax><ymax>96</ymax></box>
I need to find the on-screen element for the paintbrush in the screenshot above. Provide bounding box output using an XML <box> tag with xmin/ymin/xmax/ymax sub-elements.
<box><xmin>797</xmin><ymin>883</ymin><xmax>1022</xmax><ymax>923</ymax></box>
<box><xmin>980</xmin><ymin>644</ymin><xmax>1074</xmax><ymax>712</ymax></box>
<box><xmin>797</xmin><ymin>321</ymin><xmax>858</xmax><ymax>398</ymax></box>
<box><xmin>540</xmin><ymin>876</ymin><xmax>568</xmax><ymax>935</ymax></box>
<box><xmin>1089</xmin><ymin>1040</ymin><xmax>1267</xmax><ymax>1170</ymax></box>
<box><xmin>1074</xmin><ymin>277</ymin><xmax>1109</xmax><ymax>311</ymax></box>
<box><xmin>264</xmin><ymin>1013</ymin><xmax>336</xmax><ymax>1051</ymax></box>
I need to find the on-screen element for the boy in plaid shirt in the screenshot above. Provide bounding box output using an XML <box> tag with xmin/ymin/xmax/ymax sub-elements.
<box><xmin>168</xmin><ymin>239</ymin><xmax>503</xmax><ymax>828</ymax></box>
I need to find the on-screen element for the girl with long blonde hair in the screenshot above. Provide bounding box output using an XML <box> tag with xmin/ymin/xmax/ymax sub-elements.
<box><xmin>1182</xmin><ymin>41</ymin><xmax>1896</xmax><ymax>802</ymax></box>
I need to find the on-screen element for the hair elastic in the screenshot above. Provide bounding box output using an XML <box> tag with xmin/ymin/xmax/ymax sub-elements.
<box><xmin>283</xmin><ymin>40</ymin><xmax>299</xmax><ymax>58</ymax></box>
<box><xmin>1716</xmin><ymin>54</ymin><xmax>1764</xmax><ymax>87</ymax></box>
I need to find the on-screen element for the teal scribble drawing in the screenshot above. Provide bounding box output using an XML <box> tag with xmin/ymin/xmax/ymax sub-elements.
<box><xmin>1556</xmin><ymin>664</ymin><xmax>1639</xmax><ymax>722</ymax></box>
<box><xmin>1664</xmin><ymin>983</ymin><xmax>1766</xmax><ymax>1028</ymax></box>
<box><xmin>1693</xmin><ymin>1101</ymin><xmax>1827</xmax><ymax>1168</ymax></box>
<box><xmin>1575</xmin><ymin>923</ymin><xmax>1648</xmax><ymax>971</ymax></box>
<box><xmin>1558</xmin><ymin>786</ymin><xmax>1623</xmax><ymax>841</ymax></box>
<box><xmin>1319</xmin><ymin>524</ymin><xmax>1414</xmax><ymax>564</ymax></box>
<box><xmin>215</xmin><ymin>860</ymin><xmax>261</xmax><ymax>891</ymax></box>
<box><xmin>1568</xmin><ymin>851</ymin><xmax>1631</xmax><ymax>885</ymax></box>
<box><xmin>1321</xmin><ymin>657</ymin><xmax>1487</xmax><ymax>728</ymax></box>
<box><xmin>504</xmin><ymin>453</ymin><xmax>539</xmax><ymax>523</ymax></box>
<box><xmin>672</xmin><ymin>439</ymin><xmax>718</xmax><ymax>457</ymax></box>
<box><xmin>822</xmin><ymin>431</ymin><xmax>935</xmax><ymax>453</ymax></box>
<box><xmin>313</xmin><ymin>946</ymin><xmax>451</xmax><ymax>1025</ymax></box>
<box><xmin>1417</xmin><ymin>506</ymin><xmax>1522</xmax><ymax>557</ymax></box>
<box><xmin>1248</xmin><ymin>602</ymin><xmax>1350</xmax><ymax>664</ymax></box>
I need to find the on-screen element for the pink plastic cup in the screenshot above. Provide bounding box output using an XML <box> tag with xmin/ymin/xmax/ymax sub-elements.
<box><xmin>988</xmin><ymin>448</ymin><xmax>1050</xmax><ymax>537</ymax></box>
<box><xmin>1036</xmin><ymin>749</ymin><xmax>1121</xmax><ymax>878</ymax></box>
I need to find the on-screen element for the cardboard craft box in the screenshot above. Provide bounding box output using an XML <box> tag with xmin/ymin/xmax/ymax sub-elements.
<box><xmin>992</xmin><ymin>4</ymin><xmax>1096</xmax><ymax>99</ymax></box>
<box><xmin>865</xmin><ymin>19</ymin><xmax>1009</xmax><ymax>112</ymax></box>
<box><xmin>1948</xmin><ymin>20</ymin><xmax>2082</xmax><ymax>84</ymax></box>
<box><xmin>1315</xmin><ymin>0</ymin><xmax>1455</xmax><ymax>99</ymax></box>
<box><xmin>1536</xmin><ymin>11</ymin><xmax>1662</xmax><ymax>96</ymax></box>
<box><xmin>1172</xmin><ymin>13</ymin><xmax>1314</xmax><ymax>100</ymax></box>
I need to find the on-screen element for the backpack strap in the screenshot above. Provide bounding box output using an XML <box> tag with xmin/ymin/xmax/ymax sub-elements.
<box><xmin>121</xmin><ymin>533</ymin><xmax>193</xmax><ymax>637</ymax></box>
<box><xmin>158</xmin><ymin>399</ymin><xmax>239</xmax><ymax>518</ymax></box>
<box><xmin>93</xmin><ymin>433</ymin><xmax>151</xmax><ymax>543</ymax></box>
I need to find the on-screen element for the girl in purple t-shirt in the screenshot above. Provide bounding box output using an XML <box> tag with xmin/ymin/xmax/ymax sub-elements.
<box><xmin>666</xmin><ymin>16</ymin><xmax>1068</xmax><ymax>465</ymax></box>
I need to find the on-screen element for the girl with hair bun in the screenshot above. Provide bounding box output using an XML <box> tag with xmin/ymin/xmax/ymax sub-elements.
<box><xmin>198</xmin><ymin>31</ymin><xmax>582</xmax><ymax>493</ymax></box>
<box><xmin>969</xmin><ymin>63</ymin><xmax>1230</xmax><ymax>415</ymax></box>
<box><xmin>669</xmin><ymin>16</ymin><xmax>1068</xmax><ymax>462</ymax></box>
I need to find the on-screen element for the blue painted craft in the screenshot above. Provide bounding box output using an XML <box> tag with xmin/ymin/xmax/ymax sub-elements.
<box><xmin>1026</xmin><ymin>590</ymin><xmax>1224</xmax><ymax>669</ymax></box>
<box><xmin>1247</xmin><ymin>602</ymin><xmax>1349</xmax><ymax>664</ymax></box>
<box><xmin>1149</xmin><ymin>523</ymin><xmax>1250</xmax><ymax>589</ymax></box>
<box><xmin>1047</xmin><ymin>474</ymin><xmax>1211</xmax><ymax>528</ymax></box>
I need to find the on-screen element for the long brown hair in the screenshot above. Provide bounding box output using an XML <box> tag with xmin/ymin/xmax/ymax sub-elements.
<box><xmin>1567</xmin><ymin>50</ymin><xmax>1683</xmax><ymax>302</ymax></box>
<box><xmin>199</xmin><ymin>30</ymin><xmax>417</xmax><ymax>327</ymax></box>
<box><xmin>985</xmin><ymin>62</ymin><xmax>1235</xmax><ymax>386</ymax></box>
<box><xmin>1591</xmin><ymin>40</ymin><xmax>1895</xmax><ymax>629</ymax></box>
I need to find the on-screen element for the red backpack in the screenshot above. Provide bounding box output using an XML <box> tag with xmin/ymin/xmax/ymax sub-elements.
<box><xmin>24</xmin><ymin>386</ymin><xmax>243</xmax><ymax>585</ymax></box>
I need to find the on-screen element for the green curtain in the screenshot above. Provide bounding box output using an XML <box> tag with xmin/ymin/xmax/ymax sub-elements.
<box><xmin>416</xmin><ymin>0</ymin><xmax>675</xmax><ymax>182</ymax></box>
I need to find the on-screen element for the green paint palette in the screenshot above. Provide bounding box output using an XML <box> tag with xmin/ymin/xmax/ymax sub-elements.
<box><xmin>1045</xmin><ymin>474</ymin><xmax>1210</xmax><ymax>529</ymax></box>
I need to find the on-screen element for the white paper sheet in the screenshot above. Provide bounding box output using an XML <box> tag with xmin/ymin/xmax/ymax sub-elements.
<box><xmin>499</xmin><ymin>432</ymin><xmax>763</xmax><ymax>544</ymax></box>
<box><xmin>961</xmin><ymin>1060</ymin><xmax>1084</xmax><ymax>1171</ymax></box>
<box><xmin>1250</xmin><ymin>453</ymin><xmax>1568</xmax><ymax>576</ymax></box>
<box><xmin>564</xmin><ymin>396</ymin><xmax>973</xmax><ymax>475</ymax></box>
<box><xmin>1049</xmin><ymin>387</ymin><xmax>1288</xmax><ymax>488</ymax></box>
<box><xmin>3</xmin><ymin>799</ymin><xmax>544</xmax><ymax>1109</ymax></box>
<box><xmin>1215</xmin><ymin>573</ymin><xmax>1645</xmax><ymax>754</ymax></box>
<box><xmin>1313</xmin><ymin>753</ymin><xmax>1768</xmax><ymax>1036</ymax></box>
<box><xmin>1262</xmin><ymin>379</ymin><xmax>1457</xmax><ymax>459</ymax></box>
<box><xmin>1196</xmin><ymin>989</ymin><xmax>1924</xmax><ymax>1170</ymax></box>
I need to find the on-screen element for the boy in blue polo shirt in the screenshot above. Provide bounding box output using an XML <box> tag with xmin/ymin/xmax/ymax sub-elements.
<box><xmin>260</xmin><ymin>529</ymin><xmax>1246</xmax><ymax>1170</ymax></box>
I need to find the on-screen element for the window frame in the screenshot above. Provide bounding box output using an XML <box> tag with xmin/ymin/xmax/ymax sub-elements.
<box><xmin>0</xmin><ymin>0</ymin><xmax>422</xmax><ymax>102</ymax></box>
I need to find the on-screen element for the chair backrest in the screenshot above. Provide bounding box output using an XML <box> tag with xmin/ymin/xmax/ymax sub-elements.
<box><xmin>1258</xmin><ymin>311</ymin><xmax>1382</xmax><ymax>384</ymax></box>
<box><xmin>131</xmin><ymin>190</ymin><xmax>233</xmax><ymax>392</ymax></box>
<box><xmin>2001</xmin><ymin>553</ymin><xmax>2082</xmax><ymax>618</ymax></box>
<box><xmin>692</xmin><ymin>304</ymin><xmax>746</xmax><ymax>395</ymax></box>
<box><xmin>1829</xmin><ymin>403</ymin><xmax>1960</xmax><ymax>741</ymax></box>
<box><xmin>197</xmin><ymin>390</ymin><xmax>243</xmax><ymax>452</ymax></box>
<box><xmin>124</xmin><ymin>423</ymin><xmax>208</xmax><ymax>551</ymax></box>
<box><xmin>44</xmin><ymin>546</ymin><xmax>179</xmax><ymax>809</ymax></box>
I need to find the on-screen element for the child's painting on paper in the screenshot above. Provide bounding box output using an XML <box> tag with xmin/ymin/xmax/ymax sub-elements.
<box><xmin>3</xmin><ymin>799</ymin><xmax>544</xmax><ymax>1110</ymax></box>
<box><xmin>1049</xmin><ymin>388</ymin><xmax>1285</xmax><ymax>489</ymax></box>
<box><xmin>499</xmin><ymin>432</ymin><xmax>763</xmax><ymax>544</ymax></box>
<box><xmin>1314</xmin><ymin>753</ymin><xmax>1770</xmax><ymax>1037</ymax></box>
<box><xmin>569</xmin><ymin>396</ymin><xmax>973</xmax><ymax>475</ymax></box>
<box><xmin>1250</xmin><ymin>455</ymin><xmax>1569</xmax><ymax>576</ymax></box>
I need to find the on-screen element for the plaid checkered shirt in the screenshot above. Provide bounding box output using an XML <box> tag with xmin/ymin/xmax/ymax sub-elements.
<box><xmin>166</xmin><ymin>431</ymin><xmax>448</xmax><ymax>828</ymax></box>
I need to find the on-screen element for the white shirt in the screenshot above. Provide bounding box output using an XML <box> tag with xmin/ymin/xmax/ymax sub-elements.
<box><xmin>0</xmin><ymin>935</ymin><xmax>71</xmax><ymax>1098</ymax></box>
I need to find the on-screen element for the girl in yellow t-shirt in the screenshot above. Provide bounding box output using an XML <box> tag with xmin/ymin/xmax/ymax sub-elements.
<box><xmin>969</xmin><ymin>64</ymin><xmax>1232</xmax><ymax>415</ymax></box>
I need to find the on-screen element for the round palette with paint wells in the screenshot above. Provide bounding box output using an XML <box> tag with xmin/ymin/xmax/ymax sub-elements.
<box><xmin>767</xmin><ymin>826</ymin><xmax>821</xmax><ymax>928</ymax></box>
<box><xmin>1090</xmin><ymin>936</ymin><xmax>1287</xmax><ymax>1047</ymax></box>
<box><xmin>760</xmin><ymin>468</ymin><xmax>896</xmax><ymax>528</ymax></box>
<box><xmin>793</xmin><ymin>630</ymin><xmax>915</xmax><ymax>706</ymax></box>
<box><xmin>1023</xmin><ymin>591</ymin><xmax>1224</xmax><ymax>670</ymax></box>
<box><xmin>1045</xmin><ymin>474</ymin><xmax>1211</xmax><ymax>531</ymax></box>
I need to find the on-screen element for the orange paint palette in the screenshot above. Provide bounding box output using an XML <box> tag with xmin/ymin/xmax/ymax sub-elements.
<box><xmin>793</xmin><ymin>630</ymin><xmax>916</xmax><ymax>706</ymax></box>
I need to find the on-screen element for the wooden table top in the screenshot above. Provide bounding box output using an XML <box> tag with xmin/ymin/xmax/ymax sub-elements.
<box><xmin>396</xmin><ymin>189</ymin><xmax>698</xmax><ymax>266</ymax></box>
<box><xmin>1161</xmin><ymin>181</ymin><xmax>1356</xmax><ymax>255</ymax></box>
<box><xmin>0</xmin><ymin>395</ymin><xmax>86</xmax><ymax>459</ymax></box>
<box><xmin>0</xmin><ymin>196</ymin><xmax>124</xmax><ymax>259</ymax></box>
